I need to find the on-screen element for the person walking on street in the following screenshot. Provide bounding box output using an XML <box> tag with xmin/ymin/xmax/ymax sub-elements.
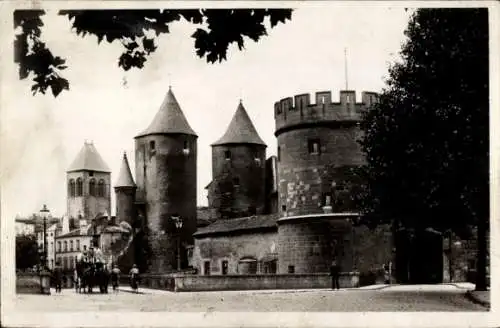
<box><xmin>129</xmin><ymin>264</ymin><xmax>140</xmax><ymax>293</ymax></box>
<box><xmin>111</xmin><ymin>265</ymin><xmax>121</xmax><ymax>293</ymax></box>
<box><xmin>53</xmin><ymin>261</ymin><xmax>63</xmax><ymax>293</ymax></box>
<box><xmin>330</xmin><ymin>259</ymin><xmax>341</xmax><ymax>290</ymax></box>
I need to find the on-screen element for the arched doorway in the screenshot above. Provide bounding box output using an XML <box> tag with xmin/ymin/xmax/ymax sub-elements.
<box><xmin>238</xmin><ymin>257</ymin><xmax>257</xmax><ymax>274</ymax></box>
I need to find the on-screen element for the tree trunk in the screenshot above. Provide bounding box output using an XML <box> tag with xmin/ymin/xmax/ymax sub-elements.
<box><xmin>475</xmin><ymin>216</ymin><xmax>488</xmax><ymax>291</ymax></box>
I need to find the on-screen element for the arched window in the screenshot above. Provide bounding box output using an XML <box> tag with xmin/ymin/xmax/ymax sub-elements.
<box><xmin>76</xmin><ymin>178</ymin><xmax>83</xmax><ymax>196</ymax></box>
<box><xmin>97</xmin><ymin>180</ymin><xmax>105</xmax><ymax>197</ymax></box>
<box><xmin>89</xmin><ymin>179</ymin><xmax>96</xmax><ymax>196</ymax></box>
<box><xmin>68</xmin><ymin>179</ymin><xmax>76</xmax><ymax>197</ymax></box>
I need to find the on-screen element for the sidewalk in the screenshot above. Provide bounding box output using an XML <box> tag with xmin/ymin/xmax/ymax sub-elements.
<box><xmin>465</xmin><ymin>290</ymin><xmax>491</xmax><ymax>308</ymax></box>
<box><xmin>116</xmin><ymin>283</ymin><xmax>469</xmax><ymax>295</ymax></box>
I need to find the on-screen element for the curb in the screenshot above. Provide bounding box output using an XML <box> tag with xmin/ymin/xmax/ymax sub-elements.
<box><xmin>117</xmin><ymin>288</ymin><xmax>146</xmax><ymax>295</ymax></box>
<box><xmin>465</xmin><ymin>291</ymin><xmax>490</xmax><ymax>308</ymax></box>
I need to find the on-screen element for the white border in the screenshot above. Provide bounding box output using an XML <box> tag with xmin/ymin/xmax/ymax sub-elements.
<box><xmin>1</xmin><ymin>1</ymin><xmax>499</xmax><ymax>327</ymax></box>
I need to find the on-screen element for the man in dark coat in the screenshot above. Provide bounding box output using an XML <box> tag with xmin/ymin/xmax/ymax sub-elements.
<box><xmin>52</xmin><ymin>261</ymin><xmax>63</xmax><ymax>293</ymax></box>
<box><xmin>330</xmin><ymin>259</ymin><xmax>341</xmax><ymax>290</ymax></box>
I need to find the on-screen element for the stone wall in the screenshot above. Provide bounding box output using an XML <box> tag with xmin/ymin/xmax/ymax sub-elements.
<box><xmin>276</xmin><ymin>127</ymin><xmax>365</xmax><ymax>217</ymax></box>
<box><xmin>209</xmin><ymin>144</ymin><xmax>267</xmax><ymax>219</ymax></box>
<box><xmin>193</xmin><ymin>231</ymin><xmax>277</xmax><ymax>275</ymax></box>
<box><xmin>122</xmin><ymin>272</ymin><xmax>360</xmax><ymax>292</ymax></box>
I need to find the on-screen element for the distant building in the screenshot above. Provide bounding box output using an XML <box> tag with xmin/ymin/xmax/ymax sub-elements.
<box><xmin>15</xmin><ymin>216</ymin><xmax>36</xmax><ymax>236</ymax></box>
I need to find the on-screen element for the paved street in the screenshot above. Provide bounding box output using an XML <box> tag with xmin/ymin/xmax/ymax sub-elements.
<box><xmin>13</xmin><ymin>284</ymin><xmax>487</xmax><ymax>312</ymax></box>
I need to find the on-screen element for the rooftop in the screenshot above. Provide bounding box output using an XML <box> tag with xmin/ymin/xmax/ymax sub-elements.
<box><xmin>136</xmin><ymin>87</ymin><xmax>197</xmax><ymax>138</ymax></box>
<box><xmin>193</xmin><ymin>213</ymin><xmax>279</xmax><ymax>237</ymax></box>
<box><xmin>67</xmin><ymin>141</ymin><xmax>111</xmax><ymax>173</ymax></box>
<box><xmin>115</xmin><ymin>152</ymin><xmax>136</xmax><ymax>188</ymax></box>
<box><xmin>212</xmin><ymin>101</ymin><xmax>266</xmax><ymax>146</ymax></box>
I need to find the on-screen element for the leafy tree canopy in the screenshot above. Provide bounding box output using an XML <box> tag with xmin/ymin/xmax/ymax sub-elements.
<box><xmin>359</xmin><ymin>8</ymin><xmax>489</xmax><ymax>238</ymax></box>
<box><xmin>16</xmin><ymin>234</ymin><xmax>40</xmax><ymax>270</ymax></box>
<box><xmin>14</xmin><ymin>9</ymin><xmax>293</xmax><ymax>97</ymax></box>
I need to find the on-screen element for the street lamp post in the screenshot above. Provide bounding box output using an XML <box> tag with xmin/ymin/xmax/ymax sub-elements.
<box><xmin>40</xmin><ymin>204</ymin><xmax>50</xmax><ymax>269</ymax></box>
<box><xmin>39</xmin><ymin>204</ymin><xmax>51</xmax><ymax>295</ymax></box>
<box><xmin>172</xmin><ymin>216</ymin><xmax>183</xmax><ymax>271</ymax></box>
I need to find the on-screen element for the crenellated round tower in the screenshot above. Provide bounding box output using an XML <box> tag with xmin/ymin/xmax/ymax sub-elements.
<box><xmin>208</xmin><ymin>101</ymin><xmax>267</xmax><ymax>219</ymax></box>
<box><xmin>274</xmin><ymin>90</ymin><xmax>379</xmax><ymax>217</ymax></box>
<box><xmin>134</xmin><ymin>87</ymin><xmax>198</xmax><ymax>273</ymax></box>
<box><xmin>274</xmin><ymin>90</ymin><xmax>379</xmax><ymax>274</ymax></box>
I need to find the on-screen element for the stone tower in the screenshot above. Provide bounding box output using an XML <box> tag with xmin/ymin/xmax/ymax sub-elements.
<box><xmin>114</xmin><ymin>152</ymin><xmax>136</xmax><ymax>225</ymax></box>
<box><xmin>134</xmin><ymin>87</ymin><xmax>198</xmax><ymax>273</ymax></box>
<box><xmin>66</xmin><ymin>141</ymin><xmax>111</xmax><ymax>223</ymax></box>
<box><xmin>274</xmin><ymin>90</ymin><xmax>379</xmax><ymax>217</ymax></box>
<box><xmin>208</xmin><ymin>101</ymin><xmax>267</xmax><ymax>219</ymax></box>
<box><xmin>274</xmin><ymin>90</ymin><xmax>379</xmax><ymax>274</ymax></box>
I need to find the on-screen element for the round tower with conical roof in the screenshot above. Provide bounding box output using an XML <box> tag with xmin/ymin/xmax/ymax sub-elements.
<box><xmin>114</xmin><ymin>152</ymin><xmax>137</xmax><ymax>225</ymax></box>
<box><xmin>209</xmin><ymin>100</ymin><xmax>267</xmax><ymax>219</ymax></box>
<box><xmin>134</xmin><ymin>87</ymin><xmax>197</xmax><ymax>273</ymax></box>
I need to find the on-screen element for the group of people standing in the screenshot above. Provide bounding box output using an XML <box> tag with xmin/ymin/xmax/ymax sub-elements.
<box><xmin>49</xmin><ymin>246</ymin><xmax>141</xmax><ymax>294</ymax></box>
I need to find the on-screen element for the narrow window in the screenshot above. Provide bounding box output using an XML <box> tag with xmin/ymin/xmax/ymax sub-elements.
<box><xmin>69</xmin><ymin>179</ymin><xmax>76</xmax><ymax>197</ymax></box>
<box><xmin>150</xmin><ymin>140</ymin><xmax>156</xmax><ymax>151</ymax></box>
<box><xmin>222</xmin><ymin>260</ymin><xmax>228</xmax><ymax>275</ymax></box>
<box><xmin>321</xmin><ymin>96</ymin><xmax>325</xmax><ymax>104</ymax></box>
<box><xmin>76</xmin><ymin>178</ymin><xmax>83</xmax><ymax>196</ymax></box>
<box><xmin>282</xmin><ymin>205</ymin><xmax>287</xmax><ymax>212</ymax></box>
<box><xmin>346</xmin><ymin>95</ymin><xmax>351</xmax><ymax>104</ymax></box>
<box><xmin>233</xmin><ymin>177</ymin><xmax>240</xmax><ymax>187</ymax></box>
<box><xmin>89</xmin><ymin>179</ymin><xmax>96</xmax><ymax>196</ymax></box>
<box><xmin>183</xmin><ymin>140</ymin><xmax>188</xmax><ymax>150</ymax></box>
<box><xmin>70</xmin><ymin>240</ymin><xmax>74</xmax><ymax>251</ymax></box>
<box><xmin>224</xmin><ymin>150</ymin><xmax>231</xmax><ymax>160</ymax></box>
<box><xmin>277</xmin><ymin>146</ymin><xmax>281</xmax><ymax>162</ymax></box>
<box><xmin>288</xmin><ymin>265</ymin><xmax>295</xmax><ymax>274</ymax></box>
<box><xmin>83</xmin><ymin>245</ymin><xmax>87</xmax><ymax>251</ymax></box>
<box><xmin>323</xmin><ymin>193</ymin><xmax>332</xmax><ymax>206</ymax></box>
<box><xmin>64</xmin><ymin>241</ymin><xmax>68</xmax><ymax>252</ymax></box>
<box><xmin>308</xmin><ymin>139</ymin><xmax>321</xmax><ymax>155</ymax></box>
<box><xmin>98</xmin><ymin>180</ymin><xmax>105</xmax><ymax>197</ymax></box>
<box><xmin>57</xmin><ymin>241</ymin><xmax>61</xmax><ymax>252</ymax></box>
<box><xmin>76</xmin><ymin>240</ymin><xmax>80</xmax><ymax>251</ymax></box>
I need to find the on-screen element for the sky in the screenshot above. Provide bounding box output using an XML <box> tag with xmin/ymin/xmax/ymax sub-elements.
<box><xmin>2</xmin><ymin>5</ymin><xmax>414</xmax><ymax>220</ymax></box>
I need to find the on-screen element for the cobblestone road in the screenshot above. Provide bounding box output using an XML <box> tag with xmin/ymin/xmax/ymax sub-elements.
<box><xmin>12</xmin><ymin>285</ymin><xmax>487</xmax><ymax>312</ymax></box>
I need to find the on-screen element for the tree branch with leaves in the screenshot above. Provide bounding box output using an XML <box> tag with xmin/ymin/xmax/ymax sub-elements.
<box><xmin>14</xmin><ymin>9</ymin><xmax>293</xmax><ymax>97</ymax></box>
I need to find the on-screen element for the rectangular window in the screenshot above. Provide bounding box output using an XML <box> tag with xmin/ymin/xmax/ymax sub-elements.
<box><xmin>64</xmin><ymin>241</ymin><xmax>68</xmax><ymax>252</ymax></box>
<box><xmin>204</xmin><ymin>261</ymin><xmax>211</xmax><ymax>276</ymax></box>
<box><xmin>70</xmin><ymin>240</ymin><xmax>74</xmax><ymax>251</ymax></box>
<box><xmin>89</xmin><ymin>171</ymin><xmax>94</xmax><ymax>177</ymax></box>
<box><xmin>277</xmin><ymin>146</ymin><xmax>281</xmax><ymax>162</ymax></box>
<box><xmin>224</xmin><ymin>150</ymin><xmax>231</xmax><ymax>160</ymax></box>
<box><xmin>76</xmin><ymin>240</ymin><xmax>80</xmax><ymax>251</ymax></box>
<box><xmin>282</xmin><ymin>205</ymin><xmax>287</xmax><ymax>212</ymax></box>
<box><xmin>150</xmin><ymin>140</ymin><xmax>156</xmax><ymax>151</ymax></box>
<box><xmin>222</xmin><ymin>260</ymin><xmax>228</xmax><ymax>275</ymax></box>
<box><xmin>288</xmin><ymin>265</ymin><xmax>295</xmax><ymax>274</ymax></box>
<box><xmin>57</xmin><ymin>241</ymin><xmax>61</xmax><ymax>252</ymax></box>
<box><xmin>323</xmin><ymin>193</ymin><xmax>332</xmax><ymax>206</ymax></box>
<box><xmin>233</xmin><ymin>177</ymin><xmax>240</xmax><ymax>187</ymax></box>
<box><xmin>308</xmin><ymin>139</ymin><xmax>321</xmax><ymax>155</ymax></box>
<box><xmin>346</xmin><ymin>95</ymin><xmax>351</xmax><ymax>104</ymax></box>
<box><xmin>183</xmin><ymin>140</ymin><xmax>188</xmax><ymax>150</ymax></box>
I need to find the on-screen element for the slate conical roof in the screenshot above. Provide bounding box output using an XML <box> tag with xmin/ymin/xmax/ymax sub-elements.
<box><xmin>212</xmin><ymin>101</ymin><xmax>266</xmax><ymax>146</ymax></box>
<box><xmin>67</xmin><ymin>142</ymin><xmax>111</xmax><ymax>173</ymax></box>
<box><xmin>115</xmin><ymin>152</ymin><xmax>136</xmax><ymax>188</ymax></box>
<box><xmin>136</xmin><ymin>87</ymin><xmax>197</xmax><ymax>138</ymax></box>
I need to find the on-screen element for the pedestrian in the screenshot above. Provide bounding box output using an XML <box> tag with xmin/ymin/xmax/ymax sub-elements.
<box><xmin>129</xmin><ymin>264</ymin><xmax>140</xmax><ymax>293</ymax></box>
<box><xmin>330</xmin><ymin>259</ymin><xmax>341</xmax><ymax>290</ymax></box>
<box><xmin>53</xmin><ymin>261</ymin><xmax>63</xmax><ymax>293</ymax></box>
<box><xmin>111</xmin><ymin>265</ymin><xmax>121</xmax><ymax>293</ymax></box>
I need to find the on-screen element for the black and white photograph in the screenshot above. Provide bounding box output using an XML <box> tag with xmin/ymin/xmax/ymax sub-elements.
<box><xmin>1</xmin><ymin>1</ymin><xmax>498</xmax><ymax>327</ymax></box>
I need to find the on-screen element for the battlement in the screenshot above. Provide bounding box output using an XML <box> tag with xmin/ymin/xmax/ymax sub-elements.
<box><xmin>274</xmin><ymin>90</ymin><xmax>379</xmax><ymax>135</ymax></box>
